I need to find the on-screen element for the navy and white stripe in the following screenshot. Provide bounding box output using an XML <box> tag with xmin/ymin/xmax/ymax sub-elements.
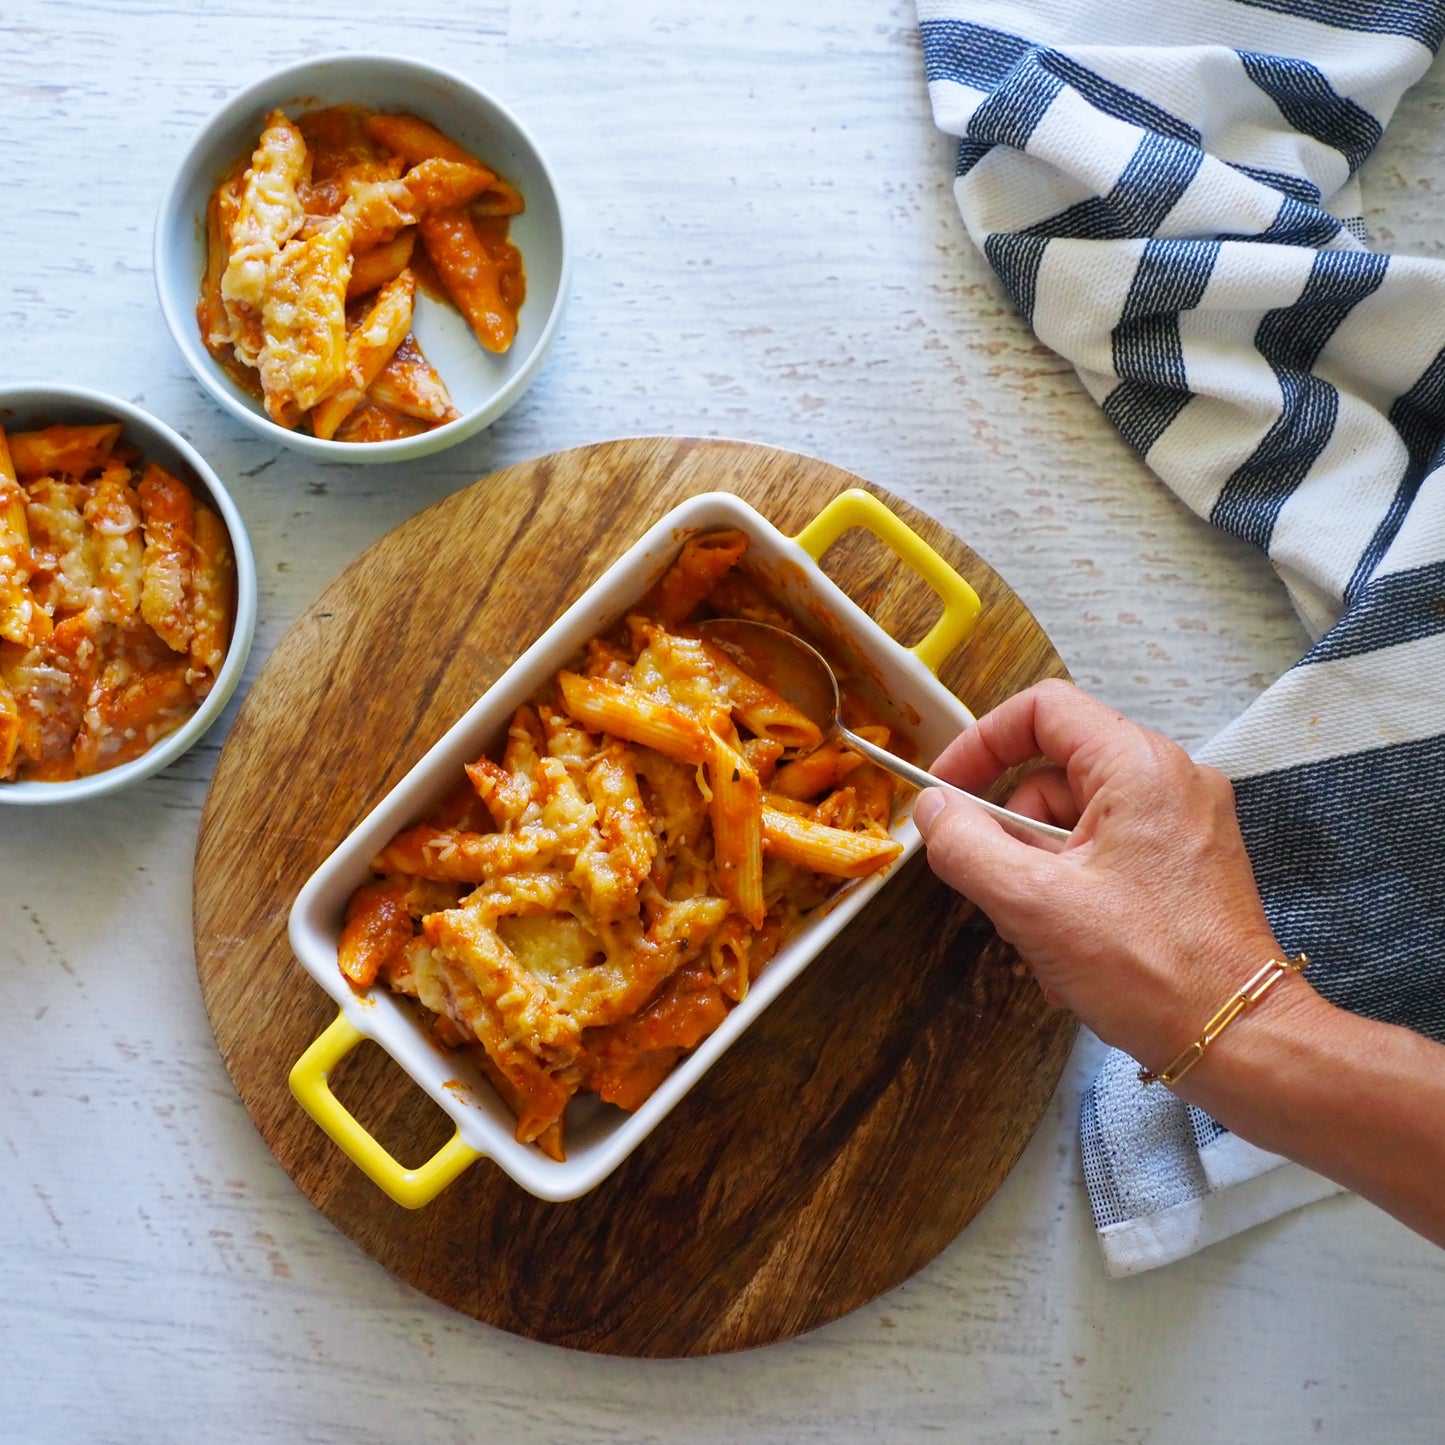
<box><xmin>918</xmin><ymin>0</ymin><xmax>1445</xmax><ymax>1275</ymax></box>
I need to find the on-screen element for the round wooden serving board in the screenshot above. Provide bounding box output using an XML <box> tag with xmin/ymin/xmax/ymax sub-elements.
<box><xmin>194</xmin><ymin>437</ymin><xmax>1076</xmax><ymax>1357</ymax></box>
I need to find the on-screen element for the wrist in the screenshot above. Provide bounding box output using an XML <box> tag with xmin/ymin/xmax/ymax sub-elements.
<box><xmin>1138</xmin><ymin>944</ymin><xmax>1313</xmax><ymax>1088</ymax></box>
<box><xmin>1162</xmin><ymin>959</ymin><xmax>1338</xmax><ymax>1151</ymax></box>
<box><xmin>1113</xmin><ymin>920</ymin><xmax>1287</xmax><ymax>1076</ymax></box>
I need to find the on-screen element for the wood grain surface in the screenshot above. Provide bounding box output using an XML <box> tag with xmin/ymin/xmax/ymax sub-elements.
<box><xmin>193</xmin><ymin>437</ymin><xmax>1075</xmax><ymax>1356</ymax></box>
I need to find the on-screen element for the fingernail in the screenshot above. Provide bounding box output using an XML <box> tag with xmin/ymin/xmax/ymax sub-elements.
<box><xmin>913</xmin><ymin>788</ymin><xmax>944</xmax><ymax>837</ymax></box>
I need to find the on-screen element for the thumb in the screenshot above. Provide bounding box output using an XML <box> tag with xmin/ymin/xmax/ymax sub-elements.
<box><xmin>913</xmin><ymin>787</ymin><xmax>1047</xmax><ymax>916</ymax></box>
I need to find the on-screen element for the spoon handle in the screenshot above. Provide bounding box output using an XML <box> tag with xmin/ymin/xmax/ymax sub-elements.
<box><xmin>839</xmin><ymin>728</ymin><xmax>1072</xmax><ymax>851</ymax></box>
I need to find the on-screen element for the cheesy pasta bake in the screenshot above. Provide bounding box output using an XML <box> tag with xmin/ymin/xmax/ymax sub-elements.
<box><xmin>337</xmin><ymin>529</ymin><xmax>909</xmax><ymax>1160</ymax></box>
<box><xmin>198</xmin><ymin>105</ymin><xmax>525</xmax><ymax>443</ymax></box>
<box><xmin>0</xmin><ymin>422</ymin><xmax>236</xmax><ymax>782</ymax></box>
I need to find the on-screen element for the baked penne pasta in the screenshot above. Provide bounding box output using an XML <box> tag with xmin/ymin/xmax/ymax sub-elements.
<box><xmin>337</xmin><ymin>529</ymin><xmax>913</xmax><ymax>1157</ymax></box>
<box><xmin>198</xmin><ymin>162</ymin><xmax>248</xmax><ymax>355</ymax></box>
<box><xmin>346</xmin><ymin>230</ymin><xmax>415</xmax><ymax>299</ymax></box>
<box><xmin>643</xmin><ymin>529</ymin><xmax>749</xmax><ymax>624</ymax></box>
<box><xmin>0</xmin><ymin>452</ymin><xmax>51</xmax><ymax>648</ymax></box>
<box><xmin>366</xmin><ymin>334</ymin><xmax>458</xmax><ymax>422</ymax></box>
<box><xmin>557</xmin><ymin>671</ymin><xmax>710</xmax><ymax>764</ymax></box>
<box><xmin>418</xmin><ymin>208</ymin><xmax>517</xmax><ymax>353</ymax></box>
<box><xmin>310</xmin><ymin>268</ymin><xmax>415</xmax><ymax>441</ymax></box>
<box><xmin>759</xmin><ymin>803</ymin><xmax>903</xmax><ymax>878</ymax></box>
<box><xmin>363</xmin><ymin>111</ymin><xmax>478</xmax><ymax>167</ymax></box>
<box><xmin>8</xmin><ymin>423</ymin><xmax>121</xmax><ymax>479</ymax></box>
<box><xmin>707</xmin><ymin>729</ymin><xmax>766</xmax><ymax>927</ymax></box>
<box><xmin>136</xmin><ymin>463</ymin><xmax>196</xmax><ymax>653</ymax></box>
<box><xmin>0</xmin><ymin>425</ymin><xmax>237</xmax><ymax>784</ymax></box>
<box><xmin>257</xmin><ymin>219</ymin><xmax>354</xmax><ymax>420</ymax></box>
<box><xmin>187</xmin><ymin>503</ymin><xmax>237</xmax><ymax>689</ymax></box>
<box><xmin>221</xmin><ymin>110</ymin><xmax>310</xmax><ymax>367</ymax></box>
<box><xmin>198</xmin><ymin>104</ymin><xmax>525</xmax><ymax>442</ymax></box>
<box><xmin>84</xmin><ymin>463</ymin><xmax>145</xmax><ymax>625</ymax></box>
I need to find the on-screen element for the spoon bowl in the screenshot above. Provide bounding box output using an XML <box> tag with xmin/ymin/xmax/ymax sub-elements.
<box><xmin>698</xmin><ymin>619</ymin><xmax>1071</xmax><ymax>851</ymax></box>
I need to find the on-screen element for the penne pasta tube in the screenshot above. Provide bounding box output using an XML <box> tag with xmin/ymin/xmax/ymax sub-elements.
<box><xmin>0</xmin><ymin>675</ymin><xmax>20</xmax><ymax>779</ymax></box>
<box><xmin>707</xmin><ymin>731</ymin><xmax>765</xmax><ymax>927</ymax></box>
<box><xmin>83</xmin><ymin>463</ymin><xmax>144</xmax><ymax>626</ymax></box>
<box><xmin>578</xmin><ymin>961</ymin><xmax>730</xmax><ymax>1110</ymax></box>
<box><xmin>769</xmin><ymin>739</ymin><xmax>865</xmax><ymax>801</ymax></box>
<box><xmin>338</xmin><ymin>879</ymin><xmax>415</xmax><ymax>988</ymax></box>
<box><xmin>341</xmin><ymin>159</ymin><xmax>493</xmax><ymax>249</ymax></box>
<box><xmin>740</xmin><ymin>734</ymin><xmax>784</xmax><ymax>785</ymax></box>
<box><xmin>642</xmin><ymin>530</ymin><xmax>748</xmax><ymax>624</ymax></box>
<box><xmin>197</xmin><ymin>165</ymin><xmax>246</xmax><ymax>355</ymax></box>
<box><xmin>258</xmin><ymin>219</ymin><xmax>354</xmax><ymax>420</ymax></box>
<box><xmin>13</xmin><ymin>613</ymin><xmax>107</xmax><ymax>771</ymax></box>
<box><xmin>760</xmin><ymin>803</ymin><xmax>904</xmax><ymax>878</ymax></box>
<box><xmin>221</xmin><ymin>110</ymin><xmax>310</xmax><ymax>367</ymax></box>
<box><xmin>372</xmin><ymin>821</ymin><xmax>549</xmax><ymax>882</ymax></box>
<box><xmin>471</xmin><ymin>1047</ymin><xmax>567</xmax><ymax>1160</ymax></box>
<box><xmin>346</xmin><ymin>229</ymin><xmax>416</xmax><ymax>299</ymax></box>
<box><xmin>418</xmin><ymin>208</ymin><xmax>516</xmax><ymax>353</ymax></box>
<box><xmin>707</xmin><ymin>914</ymin><xmax>754</xmax><ymax>1002</ymax></box>
<box><xmin>402</xmin><ymin>158</ymin><xmax>495</xmax><ymax>213</ymax></box>
<box><xmin>698</xmin><ymin>639</ymin><xmax>823</xmax><ymax>750</ymax></box>
<box><xmin>331</xmin><ymin>401</ymin><xmax>430</xmax><ymax>443</ymax></box>
<box><xmin>557</xmin><ymin>671</ymin><xmax>709</xmax><ymax>764</ymax></box>
<box><xmin>364</xmin><ymin>111</ymin><xmax>480</xmax><ymax>167</ymax></box>
<box><xmin>23</xmin><ymin>475</ymin><xmax>92</xmax><ymax>616</ymax></box>
<box><xmin>401</xmin><ymin>936</ymin><xmax>576</xmax><ymax>1143</ymax></box>
<box><xmin>136</xmin><ymin>463</ymin><xmax>196</xmax><ymax>653</ymax></box>
<box><xmin>8</xmin><ymin>423</ymin><xmax>122</xmax><ymax>479</ymax></box>
<box><xmin>310</xmin><ymin>268</ymin><xmax>415</xmax><ymax>441</ymax></box>
<box><xmin>0</xmin><ymin>469</ymin><xmax>51</xmax><ymax>648</ymax></box>
<box><xmin>73</xmin><ymin>660</ymin><xmax>194</xmax><ymax>776</ymax></box>
<box><xmin>575</xmin><ymin>745</ymin><xmax>657</xmax><ymax>924</ymax></box>
<box><xmin>425</xmin><ymin>904</ymin><xmax>581</xmax><ymax>1058</ymax></box>
<box><xmin>465</xmin><ymin>754</ymin><xmax>535</xmax><ymax>829</ymax></box>
<box><xmin>187</xmin><ymin>503</ymin><xmax>237</xmax><ymax>688</ymax></box>
<box><xmin>366</xmin><ymin>332</ymin><xmax>458</xmax><ymax>422</ymax></box>
<box><xmin>502</xmin><ymin>704</ymin><xmax>545</xmax><ymax>783</ymax></box>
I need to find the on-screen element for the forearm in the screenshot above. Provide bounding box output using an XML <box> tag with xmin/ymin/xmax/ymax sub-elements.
<box><xmin>1168</xmin><ymin>975</ymin><xmax>1445</xmax><ymax>1249</ymax></box>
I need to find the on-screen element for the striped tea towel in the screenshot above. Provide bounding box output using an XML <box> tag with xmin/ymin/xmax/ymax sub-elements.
<box><xmin>916</xmin><ymin>0</ymin><xmax>1445</xmax><ymax>1275</ymax></box>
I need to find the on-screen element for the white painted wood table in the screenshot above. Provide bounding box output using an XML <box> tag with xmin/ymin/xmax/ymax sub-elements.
<box><xmin>2</xmin><ymin>3</ymin><xmax>1442</xmax><ymax>1440</ymax></box>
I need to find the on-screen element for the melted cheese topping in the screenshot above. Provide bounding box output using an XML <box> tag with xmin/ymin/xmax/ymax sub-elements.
<box><xmin>257</xmin><ymin>219</ymin><xmax>353</xmax><ymax>416</ymax></box>
<box><xmin>221</xmin><ymin>110</ymin><xmax>309</xmax><ymax>365</ymax></box>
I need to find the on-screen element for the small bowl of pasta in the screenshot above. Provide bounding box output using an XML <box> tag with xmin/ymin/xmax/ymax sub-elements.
<box><xmin>0</xmin><ymin>384</ymin><xmax>257</xmax><ymax>804</ymax></box>
<box><xmin>154</xmin><ymin>54</ymin><xmax>570</xmax><ymax>462</ymax></box>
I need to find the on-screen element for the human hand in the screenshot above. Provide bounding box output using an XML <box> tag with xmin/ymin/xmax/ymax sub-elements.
<box><xmin>913</xmin><ymin>680</ymin><xmax>1294</xmax><ymax>1070</ymax></box>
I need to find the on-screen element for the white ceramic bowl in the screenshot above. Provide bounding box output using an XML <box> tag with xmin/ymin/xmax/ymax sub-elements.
<box><xmin>0</xmin><ymin>385</ymin><xmax>257</xmax><ymax>805</ymax></box>
<box><xmin>154</xmin><ymin>54</ymin><xmax>570</xmax><ymax>463</ymax></box>
<box><xmin>287</xmin><ymin>488</ymin><xmax>982</xmax><ymax>1205</ymax></box>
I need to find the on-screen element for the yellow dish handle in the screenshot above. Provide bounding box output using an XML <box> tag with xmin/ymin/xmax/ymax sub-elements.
<box><xmin>791</xmin><ymin>489</ymin><xmax>981</xmax><ymax>675</ymax></box>
<box><xmin>288</xmin><ymin>1011</ymin><xmax>482</xmax><ymax>1209</ymax></box>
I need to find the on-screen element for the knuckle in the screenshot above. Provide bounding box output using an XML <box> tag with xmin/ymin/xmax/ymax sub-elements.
<box><xmin>1033</xmin><ymin>677</ymin><xmax>1076</xmax><ymax>708</ymax></box>
<box><xmin>1200</xmin><ymin>764</ymin><xmax>1237</xmax><ymax>805</ymax></box>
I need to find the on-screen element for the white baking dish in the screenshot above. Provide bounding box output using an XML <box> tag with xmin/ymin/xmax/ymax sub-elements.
<box><xmin>286</xmin><ymin>487</ymin><xmax>981</xmax><ymax>1205</ymax></box>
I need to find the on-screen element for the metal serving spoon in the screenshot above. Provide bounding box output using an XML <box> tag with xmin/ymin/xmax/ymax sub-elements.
<box><xmin>698</xmin><ymin>619</ymin><xmax>1072</xmax><ymax>851</ymax></box>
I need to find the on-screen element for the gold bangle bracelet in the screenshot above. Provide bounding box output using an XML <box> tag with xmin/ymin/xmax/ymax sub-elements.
<box><xmin>1137</xmin><ymin>952</ymin><xmax>1310</xmax><ymax>1087</ymax></box>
